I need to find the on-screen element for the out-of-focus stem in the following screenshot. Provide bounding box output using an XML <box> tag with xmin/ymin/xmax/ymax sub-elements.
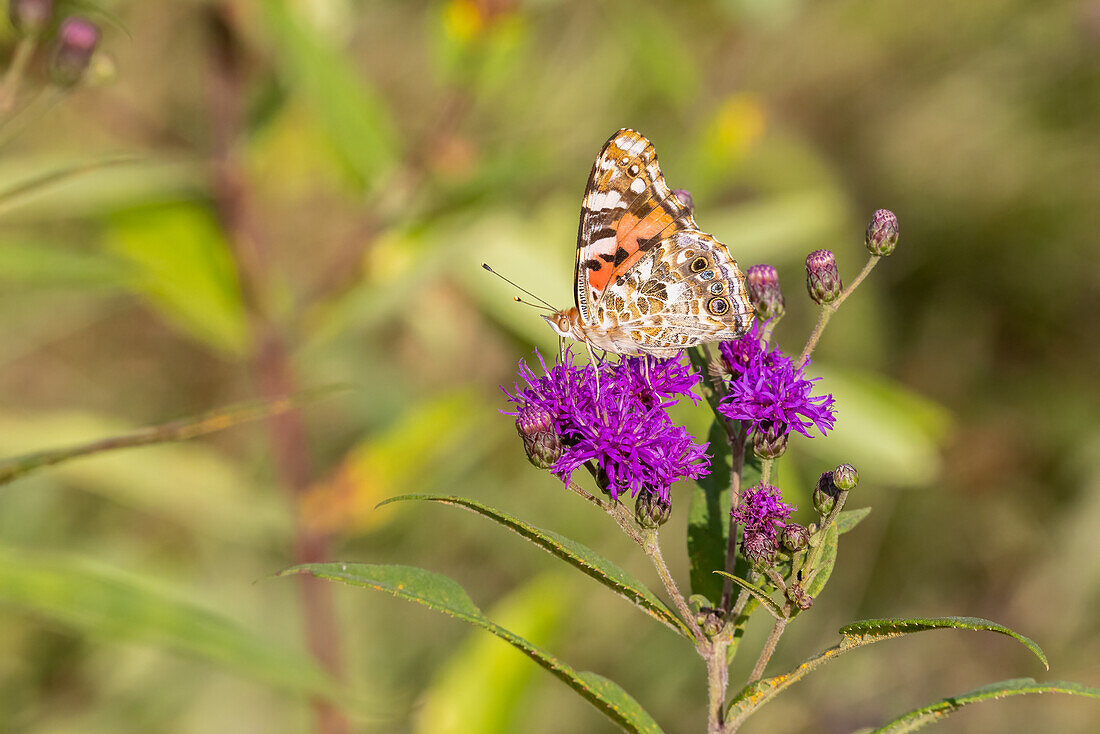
<box><xmin>207</xmin><ymin>9</ymin><xmax>347</xmax><ymax>734</ymax></box>
<box><xmin>720</xmin><ymin>426</ymin><xmax>746</xmax><ymax>612</ymax></box>
<box><xmin>0</xmin><ymin>38</ymin><xmax>37</xmax><ymax>114</ymax></box>
<box><xmin>705</xmin><ymin>642</ymin><xmax>729</xmax><ymax>734</ymax></box>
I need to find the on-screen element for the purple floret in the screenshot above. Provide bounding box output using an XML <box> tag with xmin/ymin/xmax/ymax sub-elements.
<box><xmin>503</xmin><ymin>351</ymin><xmax>709</xmax><ymax>501</ymax></box>
<box><xmin>717</xmin><ymin>322</ymin><xmax>836</xmax><ymax>440</ymax></box>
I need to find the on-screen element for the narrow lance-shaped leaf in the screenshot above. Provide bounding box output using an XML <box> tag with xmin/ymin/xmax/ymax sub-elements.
<box><xmin>283</xmin><ymin>563</ymin><xmax>665</xmax><ymax>734</ymax></box>
<box><xmin>0</xmin><ymin>548</ymin><xmax>333</xmax><ymax>696</ymax></box>
<box><xmin>836</xmin><ymin>506</ymin><xmax>871</xmax><ymax>534</ymax></box>
<box><xmin>869</xmin><ymin>678</ymin><xmax>1100</xmax><ymax>733</ymax></box>
<box><xmin>0</xmin><ymin>155</ymin><xmax>139</xmax><ymax>217</ymax></box>
<box><xmin>379</xmin><ymin>494</ymin><xmax>689</xmax><ymax>636</ymax></box>
<box><xmin>803</xmin><ymin>522</ymin><xmax>838</xmax><ymax>599</ymax></box>
<box><xmin>726</xmin><ymin>616</ymin><xmax>1048</xmax><ymax>726</ymax></box>
<box><xmin>0</xmin><ymin>388</ymin><xmax>343</xmax><ymax>486</ymax></box>
<box><xmin>713</xmin><ymin>571</ymin><xmax>783</xmax><ymax>620</ymax></box>
<box><xmin>687</xmin><ymin>420</ymin><xmax>732</xmax><ymax>602</ymax></box>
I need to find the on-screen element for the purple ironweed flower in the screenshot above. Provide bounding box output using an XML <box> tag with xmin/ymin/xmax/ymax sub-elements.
<box><xmin>732</xmin><ymin>483</ymin><xmax>795</xmax><ymax>544</ymax></box>
<box><xmin>717</xmin><ymin>322</ymin><xmax>836</xmax><ymax>442</ymax></box>
<box><xmin>503</xmin><ymin>350</ymin><xmax>709</xmax><ymax>502</ymax></box>
<box><xmin>52</xmin><ymin>16</ymin><xmax>99</xmax><ymax>87</ymax></box>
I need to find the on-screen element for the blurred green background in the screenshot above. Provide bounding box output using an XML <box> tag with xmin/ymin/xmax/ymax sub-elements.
<box><xmin>1</xmin><ymin>0</ymin><xmax>1098</xmax><ymax>732</ymax></box>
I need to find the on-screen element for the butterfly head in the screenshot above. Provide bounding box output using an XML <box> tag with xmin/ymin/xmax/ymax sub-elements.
<box><xmin>544</xmin><ymin>308</ymin><xmax>583</xmax><ymax>340</ymax></box>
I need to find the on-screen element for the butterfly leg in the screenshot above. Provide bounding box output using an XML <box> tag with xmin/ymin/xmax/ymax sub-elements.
<box><xmin>585</xmin><ymin>340</ymin><xmax>602</xmax><ymax>401</ymax></box>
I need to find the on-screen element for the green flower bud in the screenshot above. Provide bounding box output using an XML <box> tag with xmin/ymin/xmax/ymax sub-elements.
<box><xmin>832</xmin><ymin>463</ymin><xmax>858</xmax><ymax>491</ymax></box>
<box><xmin>9</xmin><ymin>0</ymin><xmax>51</xmax><ymax>36</ymax></box>
<box><xmin>751</xmin><ymin>421</ymin><xmax>788</xmax><ymax>459</ymax></box>
<box><xmin>51</xmin><ymin>17</ymin><xmax>100</xmax><ymax>87</ymax></box>
<box><xmin>672</xmin><ymin>189</ymin><xmax>694</xmax><ymax>216</ymax></box>
<box><xmin>786</xmin><ymin>582</ymin><xmax>813</xmax><ymax>611</ymax></box>
<box><xmin>635</xmin><ymin>492</ymin><xmax>672</xmax><ymax>529</ymax></box>
<box><xmin>865</xmin><ymin>209</ymin><xmax>899</xmax><ymax>256</ymax></box>
<box><xmin>780</xmin><ymin>523</ymin><xmax>809</xmax><ymax>552</ymax></box>
<box><xmin>745</xmin><ymin>264</ymin><xmax>786</xmax><ymax>320</ymax></box>
<box><xmin>741</xmin><ymin>532</ymin><xmax>778</xmax><ymax>570</ymax></box>
<box><xmin>515</xmin><ymin>404</ymin><xmax>561</xmax><ymax>470</ymax></box>
<box><xmin>805</xmin><ymin>249</ymin><xmax>842</xmax><ymax>305</ymax></box>
<box><xmin>812</xmin><ymin>471</ymin><xmax>839</xmax><ymax>516</ymax></box>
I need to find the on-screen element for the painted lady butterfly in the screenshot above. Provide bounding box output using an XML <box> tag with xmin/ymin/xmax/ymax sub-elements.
<box><xmin>545</xmin><ymin>129</ymin><xmax>754</xmax><ymax>358</ymax></box>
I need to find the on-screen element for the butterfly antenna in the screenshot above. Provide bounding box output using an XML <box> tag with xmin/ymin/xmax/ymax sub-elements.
<box><xmin>513</xmin><ymin>296</ymin><xmax>552</xmax><ymax>312</ymax></box>
<box><xmin>482</xmin><ymin>263</ymin><xmax>556</xmax><ymax>310</ymax></box>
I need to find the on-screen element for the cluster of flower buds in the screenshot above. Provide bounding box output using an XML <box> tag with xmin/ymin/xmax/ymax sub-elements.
<box><xmin>786</xmin><ymin>581</ymin><xmax>812</xmax><ymax>611</ymax></box>
<box><xmin>635</xmin><ymin>491</ymin><xmax>672</xmax><ymax>529</ymax></box>
<box><xmin>515</xmin><ymin>404</ymin><xmax>562</xmax><ymax>470</ymax></box>
<box><xmin>745</xmin><ymin>264</ymin><xmax>785</xmax><ymax>321</ymax></box>
<box><xmin>812</xmin><ymin>463</ymin><xmax>858</xmax><ymax>515</ymax></box>
<box><xmin>8</xmin><ymin>0</ymin><xmax>51</xmax><ymax>36</ymax></box>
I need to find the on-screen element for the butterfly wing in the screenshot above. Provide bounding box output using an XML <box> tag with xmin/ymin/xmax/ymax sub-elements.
<box><xmin>594</xmin><ymin>229</ymin><xmax>754</xmax><ymax>357</ymax></box>
<box><xmin>574</xmin><ymin>129</ymin><xmax>696</xmax><ymax>325</ymax></box>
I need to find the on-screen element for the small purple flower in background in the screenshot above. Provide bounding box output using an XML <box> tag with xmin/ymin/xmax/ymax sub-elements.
<box><xmin>732</xmin><ymin>483</ymin><xmax>795</xmax><ymax>544</ymax></box>
<box><xmin>504</xmin><ymin>351</ymin><xmax>709</xmax><ymax>502</ymax></box>
<box><xmin>717</xmin><ymin>322</ymin><xmax>836</xmax><ymax>446</ymax></box>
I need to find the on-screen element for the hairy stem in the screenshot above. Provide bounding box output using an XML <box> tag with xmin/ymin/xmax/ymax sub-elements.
<box><xmin>748</xmin><ymin>612</ymin><xmax>789</xmax><ymax>684</ymax></box>
<box><xmin>643</xmin><ymin>530</ymin><xmax>704</xmax><ymax>642</ymax></box>
<box><xmin>0</xmin><ymin>37</ymin><xmax>36</xmax><ymax>114</ymax></box>
<box><xmin>796</xmin><ymin>255</ymin><xmax>880</xmax><ymax>369</ymax></box>
<box><xmin>706</xmin><ymin>642</ymin><xmax>730</xmax><ymax>733</ymax></box>
<box><xmin>760</xmin><ymin>458</ymin><xmax>773</xmax><ymax>487</ymax></box>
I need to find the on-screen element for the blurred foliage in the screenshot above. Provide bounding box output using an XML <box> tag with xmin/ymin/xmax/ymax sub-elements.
<box><xmin>0</xmin><ymin>0</ymin><xmax>1098</xmax><ymax>732</ymax></box>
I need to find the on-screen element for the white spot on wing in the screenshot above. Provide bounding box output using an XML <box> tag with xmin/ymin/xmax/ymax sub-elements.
<box><xmin>630</xmin><ymin>177</ymin><xmax>645</xmax><ymax>193</ymax></box>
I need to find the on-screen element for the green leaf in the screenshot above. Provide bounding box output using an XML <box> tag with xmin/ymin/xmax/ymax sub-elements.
<box><xmin>259</xmin><ymin>0</ymin><xmax>399</xmax><ymax>189</ymax></box>
<box><xmin>0</xmin><ymin>155</ymin><xmax>139</xmax><ymax>217</ymax></box>
<box><xmin>839</xmin><ymin>617</ymin><xmax>1048</xmax><ymax>669</ymax></box>
<box><xmin>105</xmin><ymin>203</ymin><xmax>248</xmax><ymax>356</ymax></box>
<box><xmin>713</xmin><ymin>571</ymin><xmax>784</xmax><ymax>620</ymax></box>
<box><xmin>415</xmin><ymin>575</ymin><xmax>572</xmax><ymax>734</ymax></box>
<box><xmin>869</xmin><ymin>678</ymin><xmax>1100</xmax><ymax>733</ymax></box>
<box><xmin>283</xmin><ymin>563</ymin><xmax>664</xmax><ymax>734</ymax></box>
<box><xmin>379</xmin><ymin>494</ymin><xmax>688</xmax><ymax>636</ymax></box>
<box><xmin>836</xmin><ymin>507</ymin><xmax>872</xmax><ymax>534</ymax></box>
<box><xmin>726</xmin><ymin>616</ymin><xmax>1048</xmax><ymax>726</ymax></box>
<box><xmin>687</xmin><ymin>421</ymin><xmax>732</xmax><ymax>602</ymax></box>
<box><xmin>803</xmin><ymin>522</ymin><xmax>838</xmax><ymax>599</ymax></box>
<box><xmin>0</xmin><ymin>548</ymin><xmax>332</xmax><ymax>696</ymax></box>
<box><xmin>0</xmin><ymin>240</ymin><xmax>126</xmax><ymax>287</ymax></box>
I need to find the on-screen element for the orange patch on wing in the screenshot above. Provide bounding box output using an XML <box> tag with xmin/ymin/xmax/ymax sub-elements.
<box><xmin>617</xmin><ymin>208</ymin><xmax>672</xmax><ymax>258</ymax></box>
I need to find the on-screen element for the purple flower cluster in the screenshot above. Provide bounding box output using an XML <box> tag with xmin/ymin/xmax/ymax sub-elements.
<box><xmin>504</xmin><ymin>351</ymin><xmax>709</xmax><ymax>502</ymax></box>
<box><xmin>717</xmin><ymin>322</ymin><xmax>836</xmax><ymax>441</ymax></box>
<box><xmin>731</xmin><ymin>484</ymin><xmax>795</xmax><ymax>544</ymax></box>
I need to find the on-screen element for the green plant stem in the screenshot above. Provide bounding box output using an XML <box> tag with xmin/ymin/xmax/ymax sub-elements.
<box><xmin>747</xmin><ymin>611</ymin><xmax>789</xmax><ymax>685</ymax></box>
<box><xmin>642</xmin><ymin>530</ymin><xmax>704</xmax><ymax>642</ymax></box>
<box><xmin>0</xmin><ymin>37</ymin><xmax>36</xmax><ymax>114</ymax></box>
<box><xmin>804</xmin><ymin>489</ymin><xmax>849</xmax><ymax>582</ymax></box>
<box><xmin>760</xmin><ymin>458</ymin><xmax>773</xmax><ymax>486</ymax></box>
<box><xmin>796</xmin><ymin>255</ymin><xmax>880</xmax><ymax>369</ymax></box>
<box><xmin>720</xmin><ymin>426</ymin><xmax>747</xmax><ymax>611</ymax></box>
<box><xmin>706</xmin><ymin>641</ymin><xmax>730</xmax><ymax>734</ymax></box>
<box><xmin>0</xmin><ymin>84</ymin><xmax>65</xmax><ymax>148</ymax></box>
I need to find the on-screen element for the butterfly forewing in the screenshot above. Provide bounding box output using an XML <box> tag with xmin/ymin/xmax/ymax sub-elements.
<box><xmin>574</xmin><ymin>129</ymin><xmax>696</xmax><ymax>324</ymax></box>
<box><xmin>567</xmin><ymin>129</ymin><xmax>754</xmax><ymax>357</ymax></box>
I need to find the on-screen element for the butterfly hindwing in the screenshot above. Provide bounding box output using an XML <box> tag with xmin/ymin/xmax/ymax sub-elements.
<box><xmin>594</xmin><ymin>229</ymin><xmax>753</xmax><ymax>356</ymax></box>
<box><xmin>574</xmin><ymin>129</ymin><xmax>695</xmax><ymax>324</ymax></box>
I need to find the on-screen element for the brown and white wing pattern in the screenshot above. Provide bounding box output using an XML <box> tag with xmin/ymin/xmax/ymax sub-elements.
<box><xmin>573</xmin><ymin>129</ymin><xmax>695</xmax><ymax>324</ymax></box>
<box><xmin>590</xmin><ymin>230</ymin><xmax>754</xmax><ymax>358</ymax></box>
